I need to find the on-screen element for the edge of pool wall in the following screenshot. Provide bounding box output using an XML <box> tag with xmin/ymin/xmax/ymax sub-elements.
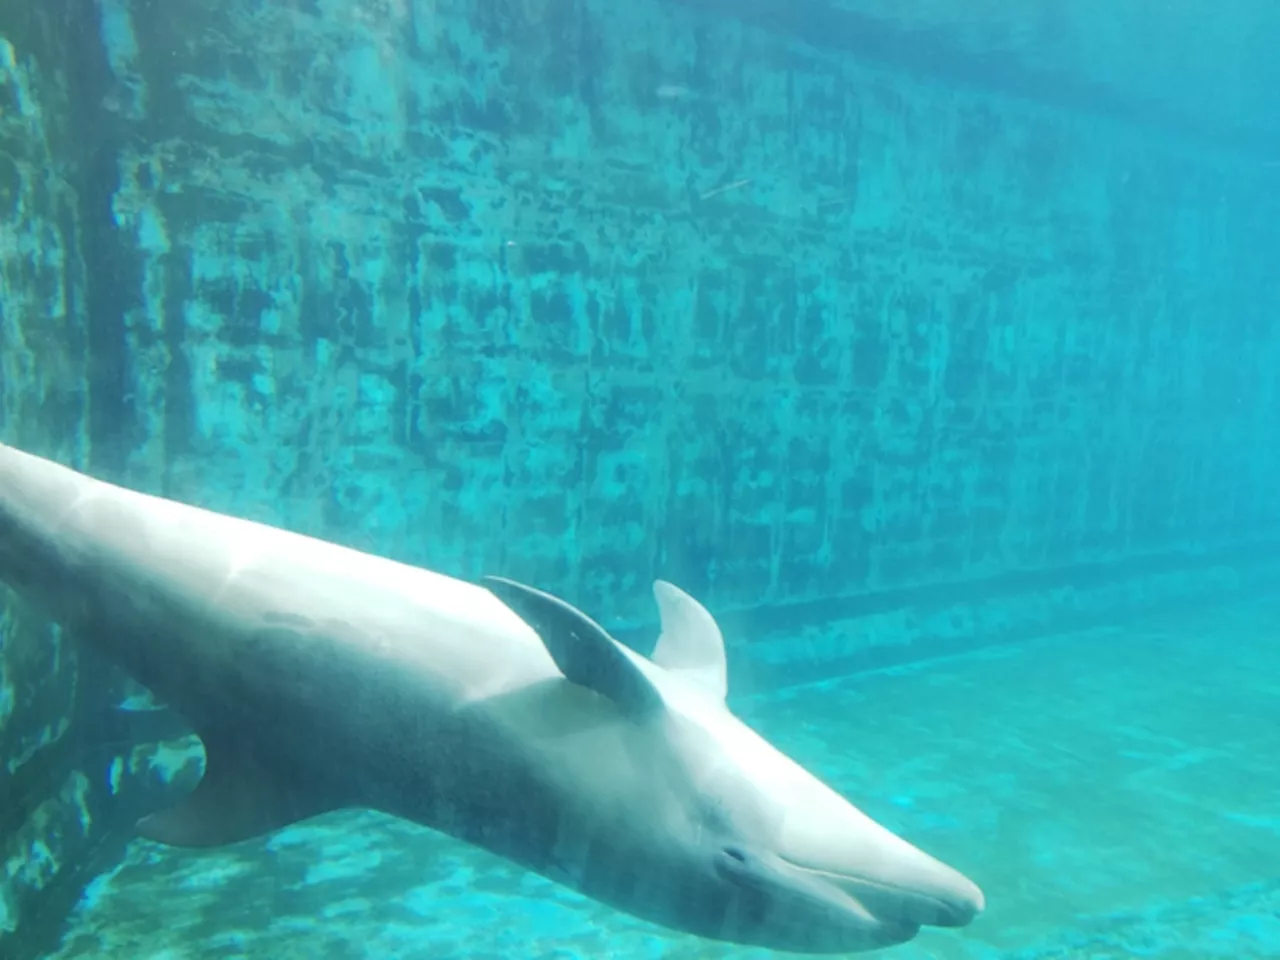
<box><xmin>611</xmin><ymin>539</ymin><xmax>1280</xmax><ymax>694</ymax></box>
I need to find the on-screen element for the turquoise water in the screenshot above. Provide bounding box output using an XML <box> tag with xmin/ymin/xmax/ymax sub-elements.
<box><xmin>3</xmin><ymin>0</ymin><xmax>1280</xmax><ymax>958</ymax></box>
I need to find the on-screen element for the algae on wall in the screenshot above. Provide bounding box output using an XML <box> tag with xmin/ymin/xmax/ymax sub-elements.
<box><xmin>0</xmin><ymin>3</ymin><xmax>91</xmax><ymax>949</ymax></box>
<box><xmin>0</xmin><ymin>9</ymin><xmax>84</xmax><ymax>451</ymax></box>
<box><xmin>90</xmin><ymin>0</ymin><xmax>1280</xmax><ymax>630</ymax></box>
<box><xmin>0</xmin><ymin>4</ymin><xmax>192</xmax><ymax>955</ymax></box>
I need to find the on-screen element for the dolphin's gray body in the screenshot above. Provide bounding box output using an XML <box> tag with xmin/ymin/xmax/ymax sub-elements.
<box><xmin>0</xmin><ymin>443</ymin><xmax>984</xmax><ymax>953</ymax></box>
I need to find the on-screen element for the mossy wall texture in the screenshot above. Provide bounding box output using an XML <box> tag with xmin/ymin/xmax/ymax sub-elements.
<box><xmin>0</xmin><ymin>5</ymin><xmax>194</xmax><ymax>954</ymax></box>
<box><xmin>2</xmin><ymin>0</ymin><xmax>1280</xmax><ymax>947</ymax></box>
<box><xmin>0</xmin><ymin>2</ymin><xmax>90</xmax><ymax>945</ymax></box>
<box><xmin>87</xmin><ymin>0</ymin><xmax>1280</xmax><ymax>640</ymax></box>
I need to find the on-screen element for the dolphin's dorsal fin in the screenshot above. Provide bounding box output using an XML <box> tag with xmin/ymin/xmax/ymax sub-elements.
<box><xmin>136</xmin><ymin>738</ymin><xmax>340</xmax><ymax>847</ymax></box>
<box><xmin>650</xmin><ymin>580</ymin><xmax>728</xmax><ymax>701</ymax></box>
<box><xmin>483</xmin><ymin>576</ymin><xmax>665</xmax><ymax>721</ymax></box>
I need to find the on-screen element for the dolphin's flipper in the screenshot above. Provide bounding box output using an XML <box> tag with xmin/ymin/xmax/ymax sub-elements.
<box><xmin>136</xmin><ymin>739</ymin><xmax>340</xmax><ymax>848</ymax></box>
<box><xmin>650</xmin><ymin>581</ymin><xmax>728</xmax><ymax>701</ymax></box>
<box><xmin>482</xmin><ymin>576</ymin><xmax>664</xmax><ymax>721</ymax></box>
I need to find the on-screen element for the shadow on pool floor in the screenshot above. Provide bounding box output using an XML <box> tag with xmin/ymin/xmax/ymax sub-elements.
<box><xmin>46</xmin><ymin>597</ymin><xmax>1280</xmax><ymax>959</ymax></box>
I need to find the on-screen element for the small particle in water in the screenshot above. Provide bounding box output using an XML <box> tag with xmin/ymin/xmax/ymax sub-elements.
<box><xmin>700</xmin><ymin>178</ymin><xmax>752</xmax><ymax>200</ymax></box>
<box><xmin>656</xmin><ymin>84</ymin><xmax>691</xmax><ymax>100</ymax></box>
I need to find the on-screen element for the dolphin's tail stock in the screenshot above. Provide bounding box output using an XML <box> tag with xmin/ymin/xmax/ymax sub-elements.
<box><xmin>0</xmin><ymin>442</ymin><xmax>93</xmax><ymax>605</ymax></box>
<box><xmin>0</xmin><ymin>443</ymin><xmax>190</xmax><ymax>746</ymax></box>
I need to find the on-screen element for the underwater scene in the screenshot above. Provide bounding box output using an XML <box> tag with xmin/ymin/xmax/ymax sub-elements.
<box><xmin>2</xmin><ymin>1</ymin><xmax>1280</xmax><ymax>958</ymax></box>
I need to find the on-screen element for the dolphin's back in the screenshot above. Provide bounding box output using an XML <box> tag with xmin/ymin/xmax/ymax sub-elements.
<box><xmin>0</xmin><ymin>442</ymin><xmax>549</xmax><ymax>682</ymax></box>
<box><xmin>0</xmin><ymin>444</ymin><xmax>98</xmax><ymax>601</ymax></box>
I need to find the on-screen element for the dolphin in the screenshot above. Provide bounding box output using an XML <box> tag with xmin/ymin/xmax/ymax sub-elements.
<box><xmin>0</xmin><ymin>442</ymin><xmax>984</xmax><ymax>953</ymax></box>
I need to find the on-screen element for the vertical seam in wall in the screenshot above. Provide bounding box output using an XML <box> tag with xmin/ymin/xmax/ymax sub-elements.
<box><xmin>64</xmin><ymin>0</ymin><xmax>138</xmax><ymax>480</ymax></box>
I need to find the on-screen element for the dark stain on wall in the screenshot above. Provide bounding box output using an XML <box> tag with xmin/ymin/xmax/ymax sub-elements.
<box><xmin>63</xmin><ymin>0</ymin><xmax>141</xmax><ymax>477</ymax></box>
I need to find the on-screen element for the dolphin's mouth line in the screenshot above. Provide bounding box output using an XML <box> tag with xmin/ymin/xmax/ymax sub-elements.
<box><xmin>775</xmin><ymin>856</ymin><xmax>958</xmax><ymax>918</ymax></box>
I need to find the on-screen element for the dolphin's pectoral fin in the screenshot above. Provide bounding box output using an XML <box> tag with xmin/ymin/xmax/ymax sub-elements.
<box><xmin>650</xmin><ymin>580</ymin><xmax>728</xmax><ymax>701</ymax></box>
<box><xmin>482</xmin><ymin>576</ymin><xmax>665</xmax><ymax>721</ymax></box>
<box><xmin>136</xmin><ymin>740</ymin><xmax>339</xmax><ymax>848</ymax></box>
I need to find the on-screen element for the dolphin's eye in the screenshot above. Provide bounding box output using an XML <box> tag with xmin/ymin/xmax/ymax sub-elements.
<box><xmin>723</xmin><ymin>846</ymin><xmax>748</xmax><ymax>864</ymax></box>
<box><xmin>716</xmin><ymin>845</ymin><xmax>767</xmax><ymax>892</ymax></box>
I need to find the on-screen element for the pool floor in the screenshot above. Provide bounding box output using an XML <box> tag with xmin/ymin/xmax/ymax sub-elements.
<box><xmin>47</xmin><ymin>597</ymin><xmax>1280</xmax><ymax>959</ymax></box>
